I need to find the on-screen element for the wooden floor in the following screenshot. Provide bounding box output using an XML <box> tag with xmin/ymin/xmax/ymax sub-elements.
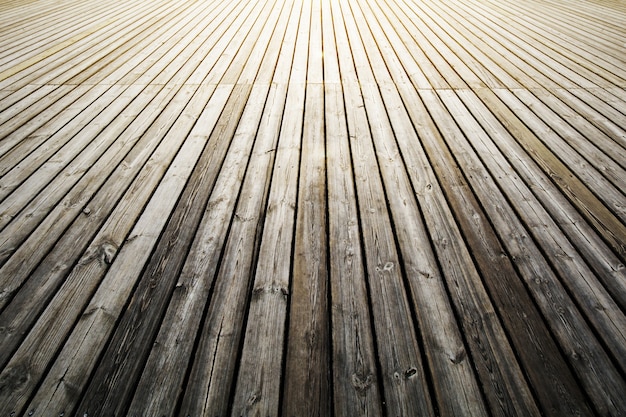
<box><xmin>0</xmin><ymin>0</ymin><xmax>625</xmax><ymax>415</ymax></box>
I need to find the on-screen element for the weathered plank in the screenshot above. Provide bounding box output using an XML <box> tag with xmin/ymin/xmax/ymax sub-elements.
<box><xmin>282</xmin><ymin>0</ymin><xmax>331</xmax><ymax>414</ymax></box>
<box><xmin>0</xmin><ymin>84</ymin><xmax>202</xmax><ymax>374</ymax></box>
<box><xmin>331</xmin><ymin>1</ymin><xmax>435</xmax><ymax>414</ymax></box>
<box><xmin>345</xmin><ymin>1</ymin><xmax>493</xmax><ymax>414</ymax></box>
<box><xmin>230</xmin><ymin>0</ymin><xmax>310</xmax><ymax>411</ymax></box>
<box><xmin>474</xmin><ymin>88</ymin><xmax>626</xmax><ymax>259</ymax></box>
<box><xmin>419</xmin><ymin>88</ymin><xmax>592</xmax><ymax>416</ymax></box>
<box><xmin>175</xmin><ymin>5</ymin><xmax>298</xmax><ymax>417</ymax></box>
<box><xmin>453</xmin><ymin>88</ymin><xmax>626</xmax><ymax>415</ymax></box>
<box><xmin>322</xmin><ymin>1</ymin><xmax>382</xmax><ymax>414</ymax></box>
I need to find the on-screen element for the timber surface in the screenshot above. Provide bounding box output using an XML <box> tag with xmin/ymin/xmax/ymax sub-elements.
<box><xmin>0</xmin><ymin>0</ymin><xmax>625</xmax><ymax>415</ymax></box>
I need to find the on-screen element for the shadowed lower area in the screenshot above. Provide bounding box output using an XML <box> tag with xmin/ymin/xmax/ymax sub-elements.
<box><xmin>0</xmin><ymin>0</ymin><xmax>625</xmax><ymax>415</ymax></box>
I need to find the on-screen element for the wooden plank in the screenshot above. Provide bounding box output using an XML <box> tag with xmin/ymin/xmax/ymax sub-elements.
<box><xmin>358</xmin><ymin>0</ymin><xmax>442</xmax><ymax>89</ymax></box>
<box><xmin>330</xmin><ymin>0</ymin><xmax>435</xmax><ymax>414</ymax></box>
<box><xmin>464</xmin><ymin>89</ymin><xmax>626</xmax><ymax>356</ymax></box>
<box><xmin>356</xmin><ymin>8</ymin><xmax>600</xmax><ymax>408</ymax></box>
<box><xmin>372</xmin><ymin>0</ymin><xmax>460</xmax><ymax>88</ymax></box>
<box><xmin>0</xmin><ymin>83</ymin><xmax>39</xmax><ymax>112</ymax></box>
<box><xmin>151</xmin><ymin>0</ymin><xmax>244</xmax><ymax>86</ymax></box>
<box><xmin>0</xmin><ymin>84</ymin><xmax>61</xmax><ymax>134</ymax></box>
<box><xmin>199</xmin><ymin>0</ymin><xmax>274</xmax><ymax>86</ymax></box>
<box><xmin>390</xmin><ymin>0</ymin><xmax>488</xmax><ymax>89</ymax></box>
<box><xmin>0</xmin><ymin>0</ymin><xmax>153</xmax><ymax>87</ymax></box>
<box><xmin>586</xmin><ymin>88</ymin><xmax>626</xmax><ymax>121</ymax></box>
<box><xmin>345</xmin><ymin>1</ymin><xmax>500</xmax><ymax>415</ymax></box>
<box><xmin>0</xmin><ymin>0</ymin><xmax>72</xmax><ymax>30</ymax></box>
<box><xmin>407</xmin><ymin>0</ymin><xmax>522</xmax><ymax>89</ymax></box>
<box><xmin>120</xmin><ymin>86</ymin><xmax>261</xmax><ymax>417</ymax></box>
<box><xmin>440</xmin><ymin>0</ymin><xmax>591</xmax><ymax>89</ymax></box>
<box><xmin>0</xmin><ymin>83</ymin><xmax>129</xmax><ymax>204</ymax></box>
<box><xmin>0</xmin><ymin>84</ymin><xmax>169</xmax><ymax>258</ymax></box>
<box><xmin>419</xmin><ymin>0</ymin><xmax>548</xmax><ymax>89</ymax></box>
<box><xmin>325</xmin><ymin>82</ymin><xmax>384</xmax><ymax>417</ymax></box>
<box><xmin>478</xmin><ymin>91</ymin><xmax>626</xmax><ymax>312</ymax></box>
<box><xmin>464</xmin><ymin>89</ymin><xmax>626</xmax><ymax>361</ymax></box>
<box><xmin>228</xmin><ymin>85</ymin><xmax>303</xmax><ymax>412</ymax></box>
<box><xmin>119</xmin><ymin>6</ymin><xmax>284</xmax><ymax>417</ymax></box>
<box><xmin>365</xmin><ymin>82</ymin><xmax>489</xmax><ymax>416</ymax></box>
<box><xmin>73</xmin><ymin>0</ymin><xmax>207</xmax><ymax>86</ymax></box>
<box><xmin>122</xmin><ymin>2</ymin><xmax>296</xmax><ymax>416</ymax></box>
<box><xmin>281</xmin><ymin>84</ymin><xmax>330</xmax><ymax>415</ymax></box>
<box><xmin>456</xmin><ymin>0</ymin><xmax>626</xmax><ymax>87</ymax></box>
<box><xmin>0</xmin><ymin>0</ymin><xmax>268</xmax><ymax>265</ymax></box>
<box><xmin>0</xmin><ymin>0</ymin><xmax>177</xmax><ymax>90</ymax></box>
<box><xmin>356</xmin><ymin>0</ymin><xmax>431</xmax><ymax>89</ymax></box>
<box><xmin>176</xmin><ymin>85</ymin><xmax>288</xmax><ymax>417</ymax></box>
<box><xmin>551</xmin><ymin>87</ymin><xmax>626</xmax><ymax>149</ymax></box>
<box><xmin>0</xmin><ymin>83</ymin><xmax>147</xmax><ymax>270</ymax></box>
<box><xmin>184</xmin><ymin>0</ymin><xmax>268</xmax><ymax>85</ymax></box>
<box><xmin>110</xmin><ymin>0</ymin><xmax>220</xmax><ymax>86</ymax></box>
<box><xmin>230</xmin><ymin>0</ymin><xmax>309</xmax><ymax>413</ymax></box>
<box><xmin>14</xmin><ymin>84</ymin><xmax>235</xmax><ymax>417</ymax></box>
<box><xmin>0</xmin><ymin>85</ymin><xmax>107</xmax><ymax>166</ymax></box>
<box><xmin>451</xmin><ymin>88</ymin><xmax>626</xmax><ymax>415</ymax></box>
<box><xmin>80</xmin><ymin>0</ymin><xmax>297</xmax><ymax>408</ymax></box>
<box><xmin>61</xmin><ymin>84</ymin><xmax>208</xmax><ymax>415</ymax></box>
<box><xmin>339</xmin><ymin>80</ymin><xmax>435</xmax><ymax>415</ymax></box>
<box><xmin>57</xmin><ymin>0</ymin><xmax>201</xmax><ymax>86</ymax></box>
<box><xmin>352</xmin><ymin>3</ymin><xmax>565</xmax><ymax>415</ymax></box>
<box><xmin>478</xmin><ymin>0</ymin><xmax>626</xmax><ymax>71</ymax></box>
<box><xmin>79</xmin><ymin>0</ymin><xmax>292</xmax><ymax>406</ymax></box>
<box><xmin>0</xmin><ymin>82</ymin><xmax>191</xmax><ymax>415</ymax></box>
<box><xmin>513</xmin><ymin>90</ymin><xmax>626</xmax><ymax>192</ymax></box>
<box><xmin>0</xmin><ymin>0</ymin><xmax>131</xmax><ymax>71</ymax></box>
<box><xmin>0</xmin><ymin>0</ymin><xmax>625</xmax><ymax>415</ymax></box>
<box><xmin>606</xmin><ymin>87</ymin><xmax>626</xmax><ymax>103</ymax></box>
<box><xmin>408</xmin><ymin>89</ymin><xmax>591</xmax><ymax>416</ymax></box>
<box><xmin>0</xmin><ymin>0</ymin><xmax>127</xmax><ymax>64</ymax></box>
<box><xmin>371</xmin><ymin>66</ymin><xmax>542</xmax><ymax>417</ymax></box>
<box><xmin>0</xmin><ymin>0</ymin><xmax>106</xmax><ymax>47</ymax></box>
<box><xmin>540</xmin><ymin>0</ymin><xmax>626</xmax><ymax>27</ymax></box>
<box><xmin>474</xmin><ymin>88</ymin><xmax>626</xmax><ymax>260</ymax></box>
<box><xmin>427</xmin><ymin>0</ymin><xmax>558</xmax><ymax>89</ymax></box>
<box><xmin>511</xmin><ymin>88</ymin><xmax>626</xmax><ymax>171</ymax></box>
<box><xmin>320</xmin><ymin>0</ymin><xmax>382</xmax><ymax>413</ymax></box>
<box><xmin>483</xmin><ymin>0</ymin><xmax>626</xmax><ymax>58</ymax></box>
<box><xmin>171</xmin><ymin>8</ymin><xmax>298</xmax><ymax>415</ymax></box>
<box><xmin>282</xmin><ymin>0</ymin><xmax>331</xmax><ymax>413</ymax></box>
<box><xmin>493</xmin><ymin>89</ymin><xmax>626</xmax><ymax>225</ymax></box>
<box><xmin>0</xmin><ymin>84</ymin><xmax>211</xmax><ymax>376</ymax></box>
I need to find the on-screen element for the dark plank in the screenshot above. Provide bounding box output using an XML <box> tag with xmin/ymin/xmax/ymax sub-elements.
<box><xmin>282</xmin><ymin>0</ymin><xmax>331</xmax><ymax>413</ymax></box>
<box><xmin>322</xmin><ymin>2</ymin><xmax>382</xmax><ymax>414</ymax></box>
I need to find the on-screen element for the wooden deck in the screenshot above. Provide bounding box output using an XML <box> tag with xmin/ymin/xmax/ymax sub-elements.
<box><xmin>0</xmin><ymin>0</ymin><xmax>625</xmax><ymax>415</ymax></box>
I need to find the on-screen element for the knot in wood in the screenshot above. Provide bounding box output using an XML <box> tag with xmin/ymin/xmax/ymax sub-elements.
<box><xmin>404</xmin><ymin>367</ymin><xmax>418</xmax><ymax>378</ymax></box>
<box><xmin>449</xmin><ymin>347</ymin><xmax>467</xmax><ymax>364</ymax></box>
<box><xmin>252</xmin><ymin>285</ymin><xmax>289</xmax><ymax>299</ymax></box>
<box><xmin>247</xmin><ymin>392</ymin><xmax>259</xmax><ymax>406</ymax></box>
<box><xmin>351</xmin><ymin>372</ymin><xmax>374</xmax><ymax>396</ymax></box>
<box><xmin>376</xmin><ymin>262</ymin><xmax>394</xmax><ymax>273</ymax></box>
